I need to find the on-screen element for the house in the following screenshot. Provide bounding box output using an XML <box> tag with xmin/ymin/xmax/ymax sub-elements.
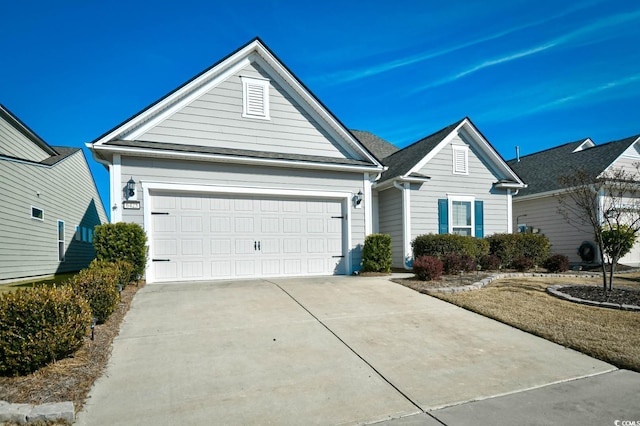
<box><xmin>355</xmin><ymin>119</ymin><xmax>526</xmax><ymax>269</ymax></box>
<box><xmin>88</xmin><ymin>38</ymin><xmax>385</xmax><ymax>283</ymax></box>
<box><xmin>507</xmin><ymin>135</ymin><xmax>640</xmax><ymax>265</ymax></box>
<box><xmin>0</xmin><ymin>104</ymin><xmax>108</xmax><ymax>282</ymax></box>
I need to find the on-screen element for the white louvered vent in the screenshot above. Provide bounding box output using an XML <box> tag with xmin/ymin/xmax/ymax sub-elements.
<box><xmin>241</xmin><ymin>76</ymin><xmax>270</xmax><ymax>120</ymax></box>
<box><xmin>453</xmin><ymin>145</ymin><xmax>469</xmax><ymax>174</ymax></box>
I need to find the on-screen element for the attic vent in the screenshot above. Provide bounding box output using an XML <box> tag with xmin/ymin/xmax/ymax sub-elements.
<box><xmin>241</xmin><ymin>76</ymin><xmax>270</xmax><ymax>120</ymax></box>
<box><xmin>452</xmin><ymin>145</ymin><xmax>469</xmax><ymax>175</ymax></box>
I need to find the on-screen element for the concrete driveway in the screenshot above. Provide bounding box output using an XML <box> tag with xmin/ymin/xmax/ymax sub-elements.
<box><xmin>76</xmin><ymin>276</ymin><xmax>634</xmax><ymax>425</ymax></box>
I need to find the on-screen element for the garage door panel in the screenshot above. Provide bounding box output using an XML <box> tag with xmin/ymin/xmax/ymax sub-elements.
<box><xmin>151</xmin><ymin>193</ymin><xmax>346</xmax><ymax>282</ymax></box>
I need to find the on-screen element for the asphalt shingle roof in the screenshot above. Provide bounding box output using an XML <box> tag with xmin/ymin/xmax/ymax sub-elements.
<box><xmin>379</xmin><ymin>119</ymin><xmax>465</xmax><ymax>182</ymax></box>
<box><xmin>107</xmin><ymin>140</ymin><xmax>374</xmax><ymax>166</ymax></box>
<box><xmin>507</xmin><ymin>135</ymin><xmax>640</xmax><ymax>197</ymax></box>
<box><xmin>350</xmin><ymin>130</ymin><xmax>399</xmax><ymax>160</ymax></box>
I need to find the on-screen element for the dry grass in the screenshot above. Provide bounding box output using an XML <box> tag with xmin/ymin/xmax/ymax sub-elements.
<box><xmin>428</xmin><ymin>274</ymin><xmax>640</xmax><ymax>372</ymax></box>
<box><xmin>0</xmin><ymin>282</ymin><xmax>143</xmax><ymax>411</ymax></box>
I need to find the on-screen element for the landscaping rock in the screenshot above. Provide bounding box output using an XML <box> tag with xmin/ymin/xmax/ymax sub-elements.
<box><xmin>0</xmin><ymin>400</ymin><xmax>31</xmax><ymax>424</ymax></box>
<box><xmin>27</xmin><ymin>401</ymin><xmax>74</xmax><ymax>423</ymax></box>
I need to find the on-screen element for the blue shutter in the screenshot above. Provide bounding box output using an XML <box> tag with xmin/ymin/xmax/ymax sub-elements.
<box><xmin>474</xmin><ymin>200</ymin><xmax>484</xmax><ymax>238</ymax></box>
<box><xmin>438</xmin><ymin>199</ymin><xmax>448</xmax><ymax>234</ymax></box>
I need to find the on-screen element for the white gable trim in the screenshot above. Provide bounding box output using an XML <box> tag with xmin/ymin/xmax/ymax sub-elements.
<box><xmin>91</xmin><ymin>39</ymin><xmax>383</xmax><ymax>170</ymax></box>
<box><xmin>572</xmin><ymin>138</ymin><xmax>595</xmax><ymax>152</ymax></box>
<box><xmin>600</xmin><ymin>136</ymin><xmax>640</xmax><ymax>177</ymax></box>
<box><xmin>404</xmin><ymin>118</ymin><xmax>524</xmax><ymax>186</ymax></box>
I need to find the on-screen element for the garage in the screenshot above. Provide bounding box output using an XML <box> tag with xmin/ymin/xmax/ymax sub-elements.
<box><xmin>148</xmin><ymin>192</ymin><xmax>347</xmax><ymax>282</ymax></box>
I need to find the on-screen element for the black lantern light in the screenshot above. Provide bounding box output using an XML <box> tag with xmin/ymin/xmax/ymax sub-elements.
<box><xmin>126</xmin><ymin>177</ymin><xmax>136</xmax><ymax>198</ymax></box>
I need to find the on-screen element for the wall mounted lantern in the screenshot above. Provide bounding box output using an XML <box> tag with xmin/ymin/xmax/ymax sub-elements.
<box><xmin>126</xmin><ymin>177</ymin><xmax>136</xmax><ymax>198</ymax></box>
<box><xmin>353</xmin><ymin>190</ymin><xmax>363</xmax><ymax>208</ymax></box>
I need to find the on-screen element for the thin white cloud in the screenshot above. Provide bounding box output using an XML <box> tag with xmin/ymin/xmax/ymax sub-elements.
<box><xmin>312</xmin><ymin>1</ymin><xmax>604</xmax><ymax>86</ymax></box>
<box><xmin>413</xmin><ymin>8</ymin><xmax>640</xmax><ymax>92</ymax></box>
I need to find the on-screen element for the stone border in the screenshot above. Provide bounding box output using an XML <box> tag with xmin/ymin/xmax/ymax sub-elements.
<box><xmin>423</xmin><ymin>272</ymin><xmax>601</xmax><ymax>294</ymax></box>
<box><xmin>546</xmin><ymin>285</ymin><xmax>640</xmax><ymax>311</ymax></box>
<box><xmin>0</xmin><ymin>400</ymin><xmax>74</xmax><ymax>424</ymax></box>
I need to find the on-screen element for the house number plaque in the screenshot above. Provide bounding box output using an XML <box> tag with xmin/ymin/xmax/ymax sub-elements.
<box><xmin>123</xmin><ymin>201</ymin><xmax>141</xmax><ymax>210</ymax></box>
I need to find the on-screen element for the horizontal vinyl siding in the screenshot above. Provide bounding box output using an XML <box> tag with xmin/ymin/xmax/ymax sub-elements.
<box><xmin>0</xmin><ymin>115</ymin><xmax>50</xmax><ymax>162</ymax></box>
<box><xmin>411</xmin><ymin>135</ymin><xmax>510</xmax><ymax>239</ymax></box>
<box><xmin>378</xmin><ymin>188</ymin><xmax>404</xmax><ymax>268</ymax></box>
<box><xmin>0</xmin><ymin>152</ymin><xmax>108</xmax><ymax>280</ymax></box>
<box><xmin>120</xmin><ymin>156</ymin><xmax>366</xmax><ymax>271</ymax></box>
<box><xmin>140</xmin><ymin>62</ymin><xmax>351</xmax><ymax>159</ymax></box>
<box><xmin>512</xmin><ymin>196</ymin><xmax>592</xmax><ymax>263</ymax></box>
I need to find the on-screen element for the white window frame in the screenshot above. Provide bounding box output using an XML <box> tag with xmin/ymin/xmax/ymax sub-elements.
<box><xmin>452</xmin><ymin>145</ymin><xmax>469</xmax><ymax>175</ymax></box>
<box><xmin>31</xmin><ymin>206</ymin><xmax>44</xmax><ymax>221</ymax></box>
<box><xmin>57</xmin><ymin>220</ymin><xmax>65</xmax><ymax>262</ymax></box>
<box><xmin>241</xmin><ymin>76</ymin><xmax>270</xmax><ymax>120</ymax></box>
<box><xmin>448</xmin><ymin>195</ymin><xmax>474</xmax><ymax>236</ymax></box>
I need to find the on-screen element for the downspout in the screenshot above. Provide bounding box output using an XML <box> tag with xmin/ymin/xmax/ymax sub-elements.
<box><xmin>89</xmin><ymin>148</ymin><xmax>118</xmax><ymax>224</ymax></box>
<box><xmin>393</xmin><ymin>181</ymin><xmax>412</xmax><ymax>269</ymax></box>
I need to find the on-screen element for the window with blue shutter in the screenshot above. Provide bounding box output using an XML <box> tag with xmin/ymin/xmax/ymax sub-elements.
<box><xmin>474</xmin><ymin>200</ymin><xmax>484</xmax><ymax>238</ymax></box>
<box><xmin>438</xmin><ymin>199</ymin><xmax>448</xmax><ymax>234</ymax></box>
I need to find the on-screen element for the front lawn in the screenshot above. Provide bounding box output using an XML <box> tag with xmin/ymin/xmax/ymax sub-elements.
<box><xmin>409</xmin><ymin>273</ymin><xmax>640</xmax><ymax>372</ymax></box>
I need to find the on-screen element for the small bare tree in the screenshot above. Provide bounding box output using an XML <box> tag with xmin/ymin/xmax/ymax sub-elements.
<box><xmin>557</xmin><ymin>163</ymin><xmax>640</xmax><ymax>290</ymax></box>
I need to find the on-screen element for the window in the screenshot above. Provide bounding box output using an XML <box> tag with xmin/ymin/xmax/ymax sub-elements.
<box><xmin>452</xmin><ymin>145</ymin><xmax>469</xmax><ymax>175</ymax></box>
<box><xmin>31</xmin><ymin>206</ymin><xmax>44</xmax><ymax>221</ymax></box>
<box><xmin>451</xmin><ymin>200</ymin><xmax>472</xmax><ymax>235</ymax></box>
<box><xmin>241</xmin><ymin>76</ymin><xmax>270</xmax><ymax>119</ymax></box>
<box><xmin>58</xmin><ymin>220</ymin><xmax>65</xmax><ymax>262</ymax></box>
<box><xmin>438</xmin><ymin>197</ymin><xmax>484</xmax><ymax>237</ymax></box>
<box><xmin>75</xmin><ymin>226</ymin><xmax>82</xmax><ymax>241</ymax></box>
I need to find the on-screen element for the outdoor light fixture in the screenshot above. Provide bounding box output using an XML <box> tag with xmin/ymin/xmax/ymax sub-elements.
<box><xmin>354</xmin><ymin>190</ymin><xmax>363</xmax><ymax>208</ymax></box>
<box><xmin>126</xmin><ymin>177</ymin><xmax>136</xmax><ymax>198</ymax></box>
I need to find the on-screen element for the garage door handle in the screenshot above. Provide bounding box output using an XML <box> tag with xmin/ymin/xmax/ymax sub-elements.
<box><xmin>152</xmin><ymin>258</ymin><xmax>171</xmax><ymax>262</ymax></box>
<box><xmin>254</xmin><ymin>241</ymin><xmax>261</xmax><ymax>251</ymax></box>
<box><xmin>332</xmin><ymin>255</ymin><xmax>345</xmax><ymax>258</ymax></box>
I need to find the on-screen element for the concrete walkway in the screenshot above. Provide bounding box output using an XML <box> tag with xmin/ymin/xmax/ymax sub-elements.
<box><xmin>75</xmin><ymin>276</ymin><xmax>637</xmax><ymax>425</ymax></box>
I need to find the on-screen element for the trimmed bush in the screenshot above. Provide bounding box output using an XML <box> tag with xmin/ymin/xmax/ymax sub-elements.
<box><xmin>412</xmin><ymin>234</ymin><xmax>488</xmax><ymax>259</ymax></box>
<box><xmin>0</xmin><ymin>286</ymin><xmax>91</xmax><ymax>376</ymax></box>
<box><xmin>65</xmin><ymin>266</ymin><xmax>119</xmax><ymax>324</ymax></box>
<box><xmin>93</xmin><ymin>223</ymin><xmax>148</xmax><ymax>281</ymax></box>
<box><xmin>90</xmin><ymin>259</ymin><xmax>134</xmax><ymax>287</ymax></box>
<box><xmin>362</xmin><ymin>234</ymin><xmax>393</xmax><ymax>273</ymax></box>
<box><xmin>413</xmin><ymin>256</ymin><xmax>443</xmax><ymax>281</ymax></box>
<box><xmin>478</xmin><ymin>254</ymin><xmax>501</xmax><ymax>271</ymax></box>
<box><xmin>486</xmin><ymin>233</ymin><xmax>549</xmax><ymax>268</ymax></box>
<box><xmin>512</xmin><ymin>256</ymin><xmax>534</xmax><ymax>272</ymax></box>
<box><xmin>441</xmin><ymin>253</ymin><xmax>477</xmax><ymax>274</ymax></box>
<box><xmin>544</xmin><ymin>254</ymin><xmax>570</xmax><ymax>273</ymax></box>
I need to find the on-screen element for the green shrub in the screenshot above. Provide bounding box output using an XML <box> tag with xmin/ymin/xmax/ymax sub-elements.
<box><xmin>93</xmin><ymin>223</ymin><xmax>148</xmax><ymax>281</ymax></box>
<box><xmin>0</xmin><ymin>286</ymin><xmax>91</xmax><ymax>376</ymax></box>
<box><xmin>442</xmin><ymin>253</ymin><xmax>477</xmax><ymax>274</ymax></box>
<box><xmin>512</xmin><ymin>256</ymin><xmax>534</xmax><ymax>272</ymax></box>
<box><xmin>413</xmin><ymin>256</ymin><xmax>443</xmax><ymax>281</ymax></box>
<box><xmin>412</xmin><ymin>234</ymin><xmax>488</xmax><ymax>259</ymax></box>
<box><xmin>90</xmin><ymin>259</ymin><xmax>134</xmax><ymax>287</ymax></box>
<box><xmin>65</xmin><ymin>266</ymin><xmax>119</xmax><ymax>324</ymax></box>
<box><xmin>478</xmin><ymin>254</ymin><xmax>501</xmax><ymax>271</ymax></box>
<box><xmin>544</xmin><ymin>254</ymin><xmax>569</xmax><ymax>273</ymax></box>
<box><xmin>486</xmin><ymin>233</ymin><xmax>549</xmax><ymax>268</ymax></box>
<box><xmin>362</xmin><ymin>234</ymin><xmax>392</xmax><ymax>273</ymax></box>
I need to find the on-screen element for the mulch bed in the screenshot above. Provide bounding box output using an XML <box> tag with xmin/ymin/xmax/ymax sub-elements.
<box><xmin>560</xmin><ymin>286</ymin><xmax>640</xmax><ymax>307</ymax></box>
<box><xmin>0</xmin><ymin>282</ymin><xmax>143</xmax><ymax>411</ymax></box>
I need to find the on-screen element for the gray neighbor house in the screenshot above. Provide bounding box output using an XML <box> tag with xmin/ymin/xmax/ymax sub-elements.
<box><xmin>0</xmin><ymin>104</ymin><xmax>108</xmax><ymax>282</ymax></box>
<box><xmin>508</xmin><ymin>135</ymin><xmax>640</xmax><ymax>266</ymax></box>
<box><xmin>88</xmin><ymin>38</ymin><xmax>525</xmax><ymax>283</ymax></box>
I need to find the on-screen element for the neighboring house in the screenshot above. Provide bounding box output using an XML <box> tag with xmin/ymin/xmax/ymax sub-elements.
<box><xmin>0</xmin><ymin>104</ymin><xmax>108</xmax><ymax>282</ymax></box>
<box><xmin>507</xmin><ymin>135</ymin><xmax>640</xmax><ymax>266</ymax></box>
<box><xmin>355</xmin><ymin>118</ymin><xmax>526</xmax><ymax>269</ymax></box>
<box><xmin>88</xmin><ymin>38</ymin><xmax>384</xmax><ymax>283</ymax></box>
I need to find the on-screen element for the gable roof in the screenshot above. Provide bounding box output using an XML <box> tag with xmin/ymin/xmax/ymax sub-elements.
<box><xmin>89</xmin><ymin>38</ymin><xmax>383</xmax><ymax>172</ymax></box>
<box><xmin>350</xmin><ymin>130</ymin><xmax>399</xmax><ymax>160</ymax></box>
<box><xmin>375</xmin><ymin>117</ymin><xmax>525</xmax><ymax>188</ymax></box>
<box><xmin>0</xmin><ymin>104</ymin><xmax>59</xmax><ymax>160</ymax></box>
<box><xmin>0</xmin><ymin>104</ymin><xmax>79</xmax><ymax>165</ymax></box>
<box><xmin>507</xmin><ymin>135</ymin><xmax>640</xmax><ymax>197</ymax></box>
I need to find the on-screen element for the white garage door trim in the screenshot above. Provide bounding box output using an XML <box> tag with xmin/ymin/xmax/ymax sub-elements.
<box><xmin>142</xmin><ymin>182</ymin><xmax>353</xmax><ymax>283</ymax></box>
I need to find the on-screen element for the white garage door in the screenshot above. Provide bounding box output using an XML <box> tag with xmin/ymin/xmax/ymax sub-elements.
<box><xmin>149</xmin><ymin>192</ymin><xmax>346</xmax><ymax>282</ymax></box>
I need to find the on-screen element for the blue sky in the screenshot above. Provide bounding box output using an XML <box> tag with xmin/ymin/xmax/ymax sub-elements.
<box><xmin>3</xmin><ymin>0</ymin><xmax>639</xmax><ymax>217</ymax></box>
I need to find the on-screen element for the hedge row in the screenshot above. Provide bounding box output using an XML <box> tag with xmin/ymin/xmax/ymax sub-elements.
<box><xmin>411</xmin><ymin>233</ymin><xmax>550</xmax><ymax>269</ymax></box>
